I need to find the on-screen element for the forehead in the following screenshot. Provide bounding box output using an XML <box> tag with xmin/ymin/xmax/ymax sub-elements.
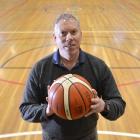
<box><xmin>55</xmin><ymin>19</ymin><xmax>79</xmax><ymax>31</ymax></box>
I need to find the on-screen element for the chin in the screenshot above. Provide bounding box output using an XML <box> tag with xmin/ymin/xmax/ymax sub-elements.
<box><xmin>69</xmin><ymin>48</ymin><xmax>79</xmax><ymax>54</ymax></box>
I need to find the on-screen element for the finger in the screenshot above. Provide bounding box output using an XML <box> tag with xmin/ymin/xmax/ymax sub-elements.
<box><xmin>47</xmin><ymin>85</ymin><xmax>51</xmax><ymax>97</ymax></box>
<box><xmin>91</xmin><ymin>104</ymin><xmax>96</xmax><ymax>110</ymax></box>
<box><xmin>85</xmin><ymin>108</ymin><xmax>96</xmax><ymax>117</ymax></box>
<box><xmin>85</xmin><ymin>104</ymin><xmax>97</xmax><ymax>117</ymax></box>
<box><xmin>47</xmin><ymin>85</ymin><xmax>50</xmax><ymax>91</ymax></box>
<box><xmin>85</xmin><ymin>111</ymin><xmax>93</xmax><ymax>117</ymax></box>
<box><xmin>91</xmin><ymin>97</ymin><xmax>99</xmax><ymax>104</ymax></box>
<box><xmin>46</xmin><ymin>104</ymin><xmax>53</xmax><ymax>116</ymax></box>
<box><xmin>91</xmin><ymin>89</ymin><xmax>97</xmax><ymax>98</ymax></box>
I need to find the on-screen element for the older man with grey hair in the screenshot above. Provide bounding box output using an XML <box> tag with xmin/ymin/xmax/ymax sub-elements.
<box><xmin>19</xmin><ymin>13</ymin><xmax>126</xmax><ymax>140</ymax></box>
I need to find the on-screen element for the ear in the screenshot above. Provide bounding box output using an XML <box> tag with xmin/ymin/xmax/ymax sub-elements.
<box><xmin>80</xmin><ymin>31</ymin><xmax>82</xmax><ymax>37</ymax></box>
<box><xmin>80</xmin><ymin>31</ymin><xmax>82</xmax><ymax>41</ymax></box>
<box><xmin>53</xmin><ymin>33</ymin><xmax>56</xmax><ymax>41</ymax></box>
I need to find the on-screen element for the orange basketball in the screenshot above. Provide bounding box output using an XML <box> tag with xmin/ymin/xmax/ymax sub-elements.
<box><xmin>48</xmin><ymin>74</ymin><xmax>93</xmax><ymax>120</ymax></box>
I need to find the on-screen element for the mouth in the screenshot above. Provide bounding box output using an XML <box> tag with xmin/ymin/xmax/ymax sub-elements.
<box><xmin>65</xmin><ymin>44</ymin><xmax>75</xmax><ymax>48</ymax></box>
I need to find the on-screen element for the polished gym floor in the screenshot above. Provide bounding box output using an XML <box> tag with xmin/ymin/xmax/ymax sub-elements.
<box><xmin>0</xmin><ymin>0</ymin><xmax>140</xmax><ymax>139</ymax></box>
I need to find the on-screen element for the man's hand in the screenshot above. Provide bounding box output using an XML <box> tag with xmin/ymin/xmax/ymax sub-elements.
<box><xmin>46</xmin><ymin>85</ymin><xmax>54</xmax><ymax>117</ymax></box>
<box><xmin>85</xmin><ymin>89</ymin><xmax>105</xmax><ymax>117</ymax></box>
<box><xmin>46</xmin><ymin>103</ymin><xmax>54</xmax><ymax>116</ymax></box>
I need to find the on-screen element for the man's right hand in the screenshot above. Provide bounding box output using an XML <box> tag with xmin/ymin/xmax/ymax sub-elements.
<box><xmin>46</xmin><ymin>85</ymin><xmax>54</xmax><ymax>117</ymax></box>
<box><xmin>46</xmin><ymin>102</ymin><xmax>54</xmax><ymax>116</ymax></box>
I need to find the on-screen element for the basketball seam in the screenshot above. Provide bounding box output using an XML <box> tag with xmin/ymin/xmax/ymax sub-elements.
<box><xmin>50</xmin><ymin>75</ymin><xmax>69</xmax><ymax>107</ymax></box>
<box><xmin>66</xmin><ymin>74</ymin><xmax>91</xmax><ymax>118</ymax></box>
<box><xmin>63</xmin><ymin>77</ymin><xmax>73</xmax><ymax>120</ymax></box>
<box><xmin>72</xmin><ymin>83</ymin><xmax>87</xmax><ymax>113</ymax></box>
<box><xmin>67</xmin><ymin>84</ymin><xmax>73</xmax><ymax>119</ymax></box>
<box><xmin>62</xmin><ymin>74</ymin><xmax>75</xmax><ymax>120</ymax></box>
<box><xmin>50</xmin><ymin>75</ymin><xmax>73</xmax><ymax>120</ymax></box>
<box><xmin>50</xmin><ymin>84</ymin><xmax>65</xmax><ymax>116</ymax></box>
<box><xmin>50</xmin><ymin>84</ymin><xmax>61</xmax><ymax>108</ymax></box>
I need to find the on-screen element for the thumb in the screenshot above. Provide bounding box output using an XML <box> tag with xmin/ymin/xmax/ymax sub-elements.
<box><xmin>47</xmin><ymin>85</ymin><xmax>50</xmax><ymax>92</ymax></box>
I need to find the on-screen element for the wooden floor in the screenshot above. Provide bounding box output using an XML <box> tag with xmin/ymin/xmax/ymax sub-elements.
<box><xmin>0</xmin><ymin>0</ymin><xmax>140</xmax><ymax>139</ymax></box>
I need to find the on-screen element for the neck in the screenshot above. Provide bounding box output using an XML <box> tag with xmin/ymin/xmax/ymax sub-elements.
<box><xmin>59</xmin><ymin>49</ymin><xmax>80</xmax><ymax>61</ymax></box>
<box><xmin>60</xmin><ymin>52</ymin><xmax>79</xmax><ymax>70</ymax></box>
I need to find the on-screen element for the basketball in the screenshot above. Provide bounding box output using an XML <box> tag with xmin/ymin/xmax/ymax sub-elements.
<box><xmin>48</xmin><ymin>74</ymin><xmax>93</xmax><ymax>120</ymax></box>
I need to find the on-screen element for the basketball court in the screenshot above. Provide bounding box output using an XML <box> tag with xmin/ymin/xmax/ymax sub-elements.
<box><xmin>0</xmin><ymin>0</ymin><xmax>140</xmax><ymax>139</ymax></box>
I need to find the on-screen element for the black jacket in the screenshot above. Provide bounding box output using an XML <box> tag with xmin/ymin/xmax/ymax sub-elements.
<box><xmin>19</xmin><ymin>50</ymin><xmax>126</xmax><ymax>140</ymax></box>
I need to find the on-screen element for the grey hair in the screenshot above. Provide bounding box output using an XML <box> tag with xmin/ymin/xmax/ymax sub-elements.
<box><xmin>54</xmin><ymin>13</ymin><xmax>80</xmax><ymax>27</ymax></box>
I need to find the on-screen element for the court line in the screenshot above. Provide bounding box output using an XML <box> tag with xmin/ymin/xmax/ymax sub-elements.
<box><xmin>0</xmin><ymin>76</ymin><xmax>140</xmax><ymax>87</ymax></box>
<box><xmin>118</xmin><ymin>80</ymin><xmax>140</xmax><ymax>87</ymax></box>
<box><xmin>98</xmin><ymin>131</ymin><xmax>140</xmax><ymax>138</ymax></box>
<box><xmin>0</xmin><ymin>31</ymin><xmax>140</xmax><ymax>34</ymax></box>
<box><xmin>0</xmin><ymin>131</ymin><xmax>140</xmax><ymax>139</ymax></box>
<box><xmin>0</xmin><ymin>78</ymin><xmax>24</xmax><ymax>86</ymax></box>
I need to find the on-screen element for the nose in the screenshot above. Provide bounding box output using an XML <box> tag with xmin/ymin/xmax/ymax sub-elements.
<box><xmin>66</xmin><ymin>32</ymin><xmax>73</xmax><ymax>41</ymax></box>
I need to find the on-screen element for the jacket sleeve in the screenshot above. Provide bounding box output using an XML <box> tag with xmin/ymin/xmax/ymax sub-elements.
<box><xmin>99</xmin><ymin>62</ymin><xmax>126</xmax><ymax>120</ymax></box>
<box><xmin>19</xmin><ymin>63</ymin><xmax>48</xmax><ymax>122</ymax></box>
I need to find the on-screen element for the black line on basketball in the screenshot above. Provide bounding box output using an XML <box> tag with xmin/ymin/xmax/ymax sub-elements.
<box><xmin>71</xmin><ymin>82</ymin><xmax>87</xmax><ymax>113</ymax></box>
<box><xmin>50</xmin><ymin>83</ymin><xmax>62</xmax><ymax>107</ymax></box>
<box><xmin>67</xmin><ymin>84</ymin><xmax>73</xmax><ymax>119</ymax></box>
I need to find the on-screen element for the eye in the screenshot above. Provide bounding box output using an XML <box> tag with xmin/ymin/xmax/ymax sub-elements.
<box><xmin>71</xmin><ymin>30</ymin><xmax>77</xmax><ymax>35</ymax></box>
<box><xmin>61</xmin><ymin>31</ymin><xmax>67</xmax><ymax>36</ymax></box>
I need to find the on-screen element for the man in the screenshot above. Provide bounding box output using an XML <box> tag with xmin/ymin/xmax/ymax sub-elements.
<box><xmin>19</xmin><ymin>13</ymin><xmax>126</xmax><ymax>140</ymax></box>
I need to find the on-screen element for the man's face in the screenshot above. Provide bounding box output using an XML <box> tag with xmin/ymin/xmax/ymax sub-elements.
<box><xmin>53</xmin><ymin>19</ymin><xmax>82</xmax><ymax>55</ymax></box>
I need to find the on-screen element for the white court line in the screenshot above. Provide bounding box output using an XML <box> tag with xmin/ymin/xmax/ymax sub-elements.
<box><xmin>98</xmin><ymin>131</ymin><xmax>140</xmax><ymax>138</ymax></box>
<box><xmin>0</xmin><ymin>31</ymin><xmax>140</xmax><ymax>34</ymax></box>
<box><xmin>0</xmin><ymin>131</ymin><xmax>42</xmax><ymax>139</ymax></box>
<box><xmin>0</xmin><ymin>131</ymin><xmax>140</xmax><ymax>139</ymax></box>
